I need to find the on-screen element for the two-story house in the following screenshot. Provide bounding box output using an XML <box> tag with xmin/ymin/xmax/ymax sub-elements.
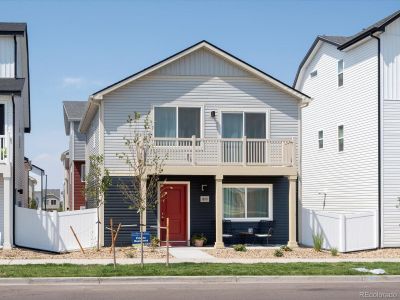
<box><xmin>79</xmin><ymin>41</ymin><xmax>310</xmax><ymax>248</ymax></box>
<box><xmin>295</xmin><ymin>10</ymin><xmax>400</xmax><ymax>248</ymax></box>
<box><xmin>0</xmin><ymin>23</ymin><xmax>31</xmax><ymax>249</ymax></box>
<box><xmin>62</xmin><ymin>101</ymin><xmax>86</xmax><ymax>211</ymax></box>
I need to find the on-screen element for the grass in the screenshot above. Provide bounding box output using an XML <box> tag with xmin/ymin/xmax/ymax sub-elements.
<box><xmin>0</xmin><ymin>262</ymin><xmax>399</xmax><ymax>277</ymax></box>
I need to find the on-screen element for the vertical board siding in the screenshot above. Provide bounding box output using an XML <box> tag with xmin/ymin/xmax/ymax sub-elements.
<box><xmin>153</xmin><ymin>48</ymin><xmax>249</xmax><ymax>77</ymax></box>
<box><xmin>382</xmin><ymin>18</ymin><xmax>400</xmax><ymax>100</ymax></box>
<box><xmin>0</xmin><ymin>36</ymin><xmax>15</xmax><ymax>78</ymax></box>
<box><xmin>73</xmin><ymin>122</ymin><xmax>86</xmax><ymax>160</ymax></box>
<box><xmin>299</xmin><ymin>41</ymin><xmax>379</xmax><ymax>242</ymax></box>
<box><xmin>103</xmin><ymin>50</ymin><xmax>299</xmax><ymax>174</ymax></box>
<box><xmin>222</xmin><ymin>176</ymin><xmax>289</xmax><ymax>244</ymax></box>
<box><xmin>382</xmin><ymin>100</ymin><xmax>400</xmax><ymax>247</ymax></box>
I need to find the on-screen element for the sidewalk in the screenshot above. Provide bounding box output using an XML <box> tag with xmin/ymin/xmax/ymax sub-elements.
<box><xmin>1</xmin><ymin>257</ymin><xmax>400</xmax><ymax>265</ymax></box>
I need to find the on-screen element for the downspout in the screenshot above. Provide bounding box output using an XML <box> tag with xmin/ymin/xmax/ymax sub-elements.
<box><xmin>371</xmin><ymin>32</ymin><xmax>382</xmax><ymax>248</ymax></box>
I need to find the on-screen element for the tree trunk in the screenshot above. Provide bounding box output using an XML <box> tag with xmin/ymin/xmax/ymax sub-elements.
<box><xmin>140</xmin><ymin>211</ymin><xmax>144</xmax><ymax>268</ymax></box>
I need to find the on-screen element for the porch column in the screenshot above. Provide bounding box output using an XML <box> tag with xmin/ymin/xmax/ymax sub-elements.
<box><xmin>214</xmin><ymin>175</ymin><xmax>224</xmax><ymax>248</ymax></box>
<box><xmin>3</xmin><ymin>176</ymin><xmax>13</xmax><ymax>249</ymax></box>
<box><xmin>287</xmin><ymin>175</ymin><xmax>298</xmax><ymax>248</ymax></box>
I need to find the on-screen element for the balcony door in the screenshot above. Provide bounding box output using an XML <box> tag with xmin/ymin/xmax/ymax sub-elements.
<box><xmin>0</xmin><ymin>104</ymin><xmax>5</xmax><ymax>161</ymax></box>
<box><xmin>222</xmin><ymin>112</ymin><xmax>267</xmax><ymax>163</ymax></box>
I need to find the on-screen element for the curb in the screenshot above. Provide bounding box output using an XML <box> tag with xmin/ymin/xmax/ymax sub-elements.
<box><xmin>0</xmin><ymin>275</ymin><xmax>400</xmax><ymax>285</ymax></box>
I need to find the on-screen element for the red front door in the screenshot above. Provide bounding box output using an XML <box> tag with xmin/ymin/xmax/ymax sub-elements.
<box><xmin>160</xmin><ymin>184</ymin><xmax>187</xmax><ymax>246</ymax></box>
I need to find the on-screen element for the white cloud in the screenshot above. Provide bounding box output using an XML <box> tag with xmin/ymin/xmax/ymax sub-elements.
<box><xmin>62</xmin><ymin>77</ymin><xmax>85</xmax><ymax>88</ymax></box>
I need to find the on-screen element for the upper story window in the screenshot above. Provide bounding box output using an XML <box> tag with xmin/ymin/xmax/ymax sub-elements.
<box><xmin>338</xmin><ymin>125</ymin><xmax>344</xmax><ymax>152</ymax></box>
<box><xmin>310</xmin><ymin>70</ymin><xmax>318</xmax><ymax>78</ymax></box>
<box><xmin>0</xmin><ymin>37</ymin><xmax>15</xmax><ymax>78</ymax></box>
<box><xmin>222</xmin><ymin>112</ymin><xmax>266</xmax><ymax>139</ymax></box>
<box><xmin>80</xmin><ymin>164</ymin><xmax>86</xmax><ymax>182</ymax></box>
<box><xmin>337</xmin><ymin>59</ymin><xmax>344</xmax><ymax>87</ymax></box>
<box><xmin>154</xmin><ymin>107</ymin><xmax>201</xmax><ymax>138</ymax></box>
<box><xmin>318</xmin><ymin>130</ymin><xmax>323</xmax><ymax>149</ymax></box>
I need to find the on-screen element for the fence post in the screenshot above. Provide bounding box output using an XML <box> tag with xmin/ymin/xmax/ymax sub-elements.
<box><xmin>53</xmin><ymin>210</ymin><xmax>59</xmax><ymax>252</ymax></box>
<box><xmin>242</xmin><ymin>136</ymin><xmax>247</xmax><ymax>166</ymax></box>
<box><xmin>166</xmin><ymin>217</ymin><xmax>170</xmax><ymax>267</ymax></box>
<box><xmin>291</xmin><ymin>137</ymin><xmax>296</xmax><ymax>166</ymax></box>
<box><xmin>191</xmin><ymin>135</ymin><xmax>196</xmax><ymax>165</ymax></box>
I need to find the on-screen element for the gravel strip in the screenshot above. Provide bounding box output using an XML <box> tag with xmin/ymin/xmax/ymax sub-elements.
<box><xmin>0</xmin><ymin>246</ymin><xmax>172</xmax><ymax>260</ymax></box>
<box><xmin>204</xmin><ymin>247</ymin><xmax>400</xmax><ymax>259</ymax></box>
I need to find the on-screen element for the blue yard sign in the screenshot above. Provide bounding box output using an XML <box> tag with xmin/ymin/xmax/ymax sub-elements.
<box><xmin>131</xmin><ymin>232</ymin><xmax>151</xmax><ymax>245</ymax></box>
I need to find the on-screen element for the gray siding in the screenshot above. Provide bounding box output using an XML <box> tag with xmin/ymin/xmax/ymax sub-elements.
<box><xmin>153</xmin><ymin>48</ymin><xmax>249</xmax><ymax>77</ymax></box>
<box><xmin>103</xmin><ymin>49</ymin><xmax>299</xmax><ymax>174</ymax></box>
<box><xmin>73</xmin><ymin>122</ymin><xmax>86</xmax><ymax>161</ymax></box>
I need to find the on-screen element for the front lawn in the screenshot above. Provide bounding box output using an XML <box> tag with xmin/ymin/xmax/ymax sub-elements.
<box><xmin>0</xmin><ymin>262</ymin><xmax>399</xmax><ymax>277</ymax></box>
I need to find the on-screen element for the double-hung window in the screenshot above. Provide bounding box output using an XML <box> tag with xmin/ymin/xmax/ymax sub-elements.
<box><xmin>338</xmin><ymin>125</ymin><xmax>344</xmax><ymax>152</ymax></box>
<box><xmin>338</xmin><ymin>59</ymin><xmax>344</xmax><ymax>87</ymax></box>
<box><xmin>154</xmin><ymin>107</ymin><xmax>201</xmax><ymax>139</ymax></box>
<box><xmin>318</xmin><ymin>130</ymin><xmax>324</xmax><ymax>149</ymax></box>
<box><xmin>223</xmin><ymin>184</ymin><xmax>273</xmax><ymax>221</ymax></box>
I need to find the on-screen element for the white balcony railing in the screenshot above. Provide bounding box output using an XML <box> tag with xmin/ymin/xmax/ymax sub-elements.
<box><xmin>0</xmin><ymin>135</ymin><xmax>7</xmax><ymax>163</ymax></box>
<box><xmin>151</xmin><ymin>136</ymin><xmax>296</xmax><ymax>167</ymax></box>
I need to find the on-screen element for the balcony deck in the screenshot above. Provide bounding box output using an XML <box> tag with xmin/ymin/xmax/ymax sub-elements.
<box><xmin>151</xmin><ymin>137</ymin><xmax>297</xmax><ymax>176</ymax></box>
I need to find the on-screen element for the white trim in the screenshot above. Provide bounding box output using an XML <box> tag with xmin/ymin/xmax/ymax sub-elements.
<box><xmin>157</xmin><ymin>181</ymin><xmax>190</xmax><ymax>245</ymax></box>
<box><xmin>152</xmin><ymin>105</ymin><xmax>204</xmax><ymax>139</ymax></box>
<box><xmin>219</xmin><ymin>110</ymin><xmax>270</xmax><ymax>139</ymax></box>
<box><xmin>222</xmin><ymin>183</ymin><xmax>273</xmax><ymax>222</ymax></box>
<box><xmin>92</xmin><ymin>42</ymin><xmax>308</xmax><ymax>101</ymax></box>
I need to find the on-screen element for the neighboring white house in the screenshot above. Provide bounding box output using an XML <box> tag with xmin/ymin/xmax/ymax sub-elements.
<box><xmin>78</xmin><ymin>40</ymin><xmax>310</xmax><ymax>248</ymax></box>
<box><xmin>295</xmin><ymin>10</ymin><xmax>400</xmax><ymax>248</ymax></box>
<box><xmin>0</xmin><ymin>23</ymin><xmax>31</xmax><ymax>249</ymax></box>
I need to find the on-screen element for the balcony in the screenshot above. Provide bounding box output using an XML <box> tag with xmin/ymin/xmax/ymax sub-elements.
<box><xmin>152</xmin><ymin>136</ymin><xmax>296</xmax><ymax>167</ymax></box>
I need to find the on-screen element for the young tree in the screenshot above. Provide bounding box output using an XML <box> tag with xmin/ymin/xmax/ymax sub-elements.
<box><xmin>84</xmin><ymin>154</ymin><xmax>111</xmax><ymax>251</ymax></box>
<box><xmin>117</xmin><ymin>112</ymin><xmax>166</xmax><ymax>267</ymax></box>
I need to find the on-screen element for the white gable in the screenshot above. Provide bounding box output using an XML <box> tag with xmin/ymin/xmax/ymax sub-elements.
<box><xmin>153</xmin><ymin>48</ymin><xmax>249</xmax><ymax>77</ymax></box>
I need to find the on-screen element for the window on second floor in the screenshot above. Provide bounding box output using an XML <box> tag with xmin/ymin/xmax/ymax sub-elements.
<box><xmin>0</xmin><ymin>37</ymin><xmax>15</xmax><ymax>78</ymax></box>
<box><xmin>51</xmin><ymin>199</ymin><xmax>56</xmax><ymax>205</ymax></box>
<box><xmin>318</xmin><ymin>130</ymin><xmax>323</xmax><ymax>149</ymax></box>
<box><xmin>154</xmin><ymin>107</ymin><xmax>201</xmax><ymax>138</ymax></box>
<box><xmin>222</xmin><ymin>112</ymin><xmax>266</xmax><ymax>139</ymax></box>
<box><xmin>310</xmin><ymin>70</ymin><xmax>318</xmax><ymax>78</ymax></box>
<box><xmin>338</xmin><ymin>125</ymin><xmax>344</xmax><ymax>152</ymax></box>
<box><xmin>338</xmin><ymin>59</ymin><xmax>344</xmax><ymax>87</ymax></box>
<box><xmin>80</xmin><ymin>164</ymin><xmax>86</xmax><ymax>182</ymax></box>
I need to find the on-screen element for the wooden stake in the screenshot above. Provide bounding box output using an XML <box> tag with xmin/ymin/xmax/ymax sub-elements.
<box><xmin>113</xmin><ymin>223</ymin><xmax>122</xmax><ymax>245</ymax></box>
<box><xmin>110</xmin><ymin>218</ymin><xmax>116</xmax><ymax>268</ymax></box>
<box><xmin>70</xmin><ymin>226</ymin><xmax>85</xmax><ymax>254</ymax></box>
<box><xmin>166</xmin><ymin>217</ymin><xmax>169</xmax><ymax>267</ymax></box>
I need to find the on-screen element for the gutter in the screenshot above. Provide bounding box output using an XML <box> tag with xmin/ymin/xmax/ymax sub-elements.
<box><xmin>370</xmin><ymin>32</ymin><xmax>382</xmax><ymax>248</ymax></box>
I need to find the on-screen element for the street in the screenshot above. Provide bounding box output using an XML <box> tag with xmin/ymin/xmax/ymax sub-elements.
<box><xmin>0</xmin><ymin>281</ymin><xmax>399</xmax><ymax>300</ymax></box>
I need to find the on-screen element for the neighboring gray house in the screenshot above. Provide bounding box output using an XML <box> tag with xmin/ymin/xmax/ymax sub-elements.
<box><xmin>79</xmin><ymin>41</ymin><xmax>310</xmax><ymax>247</ymax></box>
<box><xmin>295</xmin><ymin>10</ymin><xmax>400</xmax><ymax>248</ymax></box>
<box><xmin>62</xmin><ymin>101</ymin><xmax>87</xmax><ymax>211</ymax></box>
<box><xmin>0</xmin><ymin>23</ymin><xmax>31</xmax><ymax>249</ymax></box>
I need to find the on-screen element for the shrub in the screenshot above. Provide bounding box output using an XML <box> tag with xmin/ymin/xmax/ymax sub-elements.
<box><xmin>312</xmin><ymin>232</ymin><xmax>324</xmax><ymax>252</ymax></box>
<box><xmin>330</xmin><ymin>247</ymin><xmax>338</xmax><ymax>256</ymax></box>
<box><xmin>150</xmin><ymin>236</ymin><xmax>160</xmax><ymax>252</ymax></box>
<box><xmin>233</xmin><ymin>244</ymin><xmax>247</xmax><ymax>252</ymax></box>
<box><xmin>280</xmin><ymin>245</ymin><xmax>292</xmax><ymax>252</ymax></box>
<box><xmin>125</xmin><ymin>250</ymin><xmax>136</xmax><ymax>258</ymax></box>
<box><xmin>274</xmin><ymin>249</ymin><xmax>284</xmax><ymax>257</ymax></box>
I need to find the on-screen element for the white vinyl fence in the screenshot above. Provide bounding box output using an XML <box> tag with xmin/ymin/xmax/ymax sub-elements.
<box><xmin>301</xmin><ymin>209</ymin><xmax>378</xmax><ymax>252</ymax></box>
<box><xmin>15</xmin><ymin>206</ymin><xmax>97</xmax><ymax>252</ymax></box>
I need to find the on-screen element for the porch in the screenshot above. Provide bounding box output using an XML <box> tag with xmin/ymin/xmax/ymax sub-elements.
<box><xmin>147</xmin><ymin>175</ymin><xmax>298</xmax><ymax>249</ymax></box>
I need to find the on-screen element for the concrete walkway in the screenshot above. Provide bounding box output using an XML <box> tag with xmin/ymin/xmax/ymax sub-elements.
<box><xmin>169</xmin><ymin>247</ymin><xmax>216</xmax><ymax>261</ymax></box>
<box><xmin>0</xmin><ymin>257</ymin><xmax>400</xmax><ymax>265</ymax></box>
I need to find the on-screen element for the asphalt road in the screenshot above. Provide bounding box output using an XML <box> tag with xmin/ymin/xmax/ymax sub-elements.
<box><xmin>0</xmin><ymin>281</ymin><xmax>399</xmax><ymax>300</ymax></box>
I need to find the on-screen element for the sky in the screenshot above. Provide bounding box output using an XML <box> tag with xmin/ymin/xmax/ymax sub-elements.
<box><xmin>0</xmin><ymin>0</ymin><xmax>399</xmax><ymax>189</ymax></box>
